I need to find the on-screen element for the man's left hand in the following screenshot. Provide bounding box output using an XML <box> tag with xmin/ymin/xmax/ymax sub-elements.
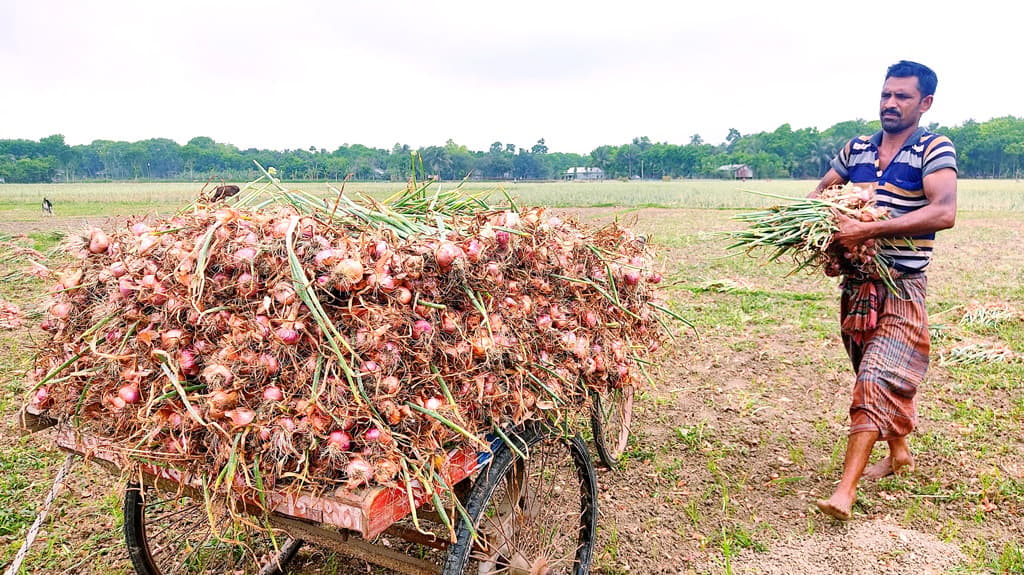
<box><xmin>834</xmin><ymin>212</ymin><xmax>875</xmax><ymax>252</ymax></box>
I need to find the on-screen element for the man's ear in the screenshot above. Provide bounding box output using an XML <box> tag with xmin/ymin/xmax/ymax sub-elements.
<box><xmin>920</xmin><ymin>94</ymin><xmax>934</xmax><ymax>113</ymax></box>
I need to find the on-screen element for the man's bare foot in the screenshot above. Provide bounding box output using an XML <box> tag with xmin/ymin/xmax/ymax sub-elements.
<box><xmin>815</xmin><ymin>498</ymin><xmax>852</xmax><ymax>521</ymax></box>
<box><xmin>863</xmin><ymin>455</ymin><xmax>915</xmax><ymax>480</ymax></box>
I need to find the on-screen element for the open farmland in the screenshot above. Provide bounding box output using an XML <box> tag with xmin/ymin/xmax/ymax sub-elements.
<box><xmin>1</xmin><ymin>180</ymin><xmax>1022</xmax><ymax>574</ymax></box>
<box><xmin>2</xmin><ymin>179</ymin><xmax>1023</xmax><ymax>223</ymax></box>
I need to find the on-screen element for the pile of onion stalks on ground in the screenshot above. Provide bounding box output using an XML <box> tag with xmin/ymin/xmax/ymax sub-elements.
<box><xmin>724</xmin><ymin>184</ymin><xmax>899</xmax><ymax>291</ymax></box>
<box><xmin>25</xmin><ymin>163</ymin><xmax>678</xmax><ymax>536</ymax></box>
<box><xmin>939</xmin><ymin>342</ymin><xmax>1021</xmax><ymax>366</ymax></box>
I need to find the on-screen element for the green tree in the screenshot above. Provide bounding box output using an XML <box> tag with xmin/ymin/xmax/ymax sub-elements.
<box><xmin>590</xmin><ymin>146</ymin><xmax>614</xmax><ymax>175</ymax></box>
<box><xmin>725</xmin><ymin>128</ymin><xmax>742</xmax><ymax>151</ymax></box>
<box><xmin>445</xmin><ymin>140</ymin><xmax>475</xmax><ymax>180</ymax></box>
<box><xmin>37</xmin><ymin>135</ymin><xmax>75</xmax><ymax>180</ymax></box>
<box><xmin>1005</xmin><ymin>141</ymin><xmax>1024</xmax><ymax>179</ymax></box>
<box><xmin>181</xmin><ymin>137</ymin><xmax>221</xmax><ymax>178</ymax></box>
<box><xmin>480</xmin><ymin>142</ymin><xmax>512</xmax><ymax>179</ymax></box>
<box><xmin>0</xmin><ymin>157</ymin><xmax>57</xmax><ymax>182</ymax></box>
<box><xmin>138</xmin><ymin>138</ymin><xmax>184</xmax><ymax>178</ymax></box>
<box><xmin>418</xmin><ymin>146</ymin><xmax>453</xmax><ymax>180</ymax></box>
<box><xmin>386</xmin><ymin>143</ymin><xmax>413</xmax><ymax>181</ymax></box>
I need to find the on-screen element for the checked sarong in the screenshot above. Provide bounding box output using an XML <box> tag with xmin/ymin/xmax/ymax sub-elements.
<box><xmin>840</xmin><ymin>273</ymin><xmax>929</xmax><ymax>440</ymax></box>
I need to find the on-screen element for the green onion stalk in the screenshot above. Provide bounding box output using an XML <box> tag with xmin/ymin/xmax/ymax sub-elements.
<box><xmin>723</xmin><ymin>186</ymin><xmax>900</xmax><ymax>292</ymax></box>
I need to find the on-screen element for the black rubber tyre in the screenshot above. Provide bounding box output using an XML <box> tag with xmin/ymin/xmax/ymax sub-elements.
<box><xmin>441</xmin><ymin>425</ymin><xmax>598</xmax><ymax>574</ymax></box>
<box><xmin>590</xmin><ymin>385</ymin><xmax>634</xmax><ymax>469</ymax></box>
<box><xmin>123</xmin><ymin>482</ymin><xmax>302</xmax><ymax>575</ymax></box>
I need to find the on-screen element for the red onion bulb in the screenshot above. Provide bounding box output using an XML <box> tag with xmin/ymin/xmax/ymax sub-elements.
<box><xmin>118</xmin><ymin>385</ymin><xmax>141</xmax><ymax>404</ymax></box>
<box><xmin>327</xmin><ymin>430</ymin><xmax>351</xmax><ymax>451</ymax></box>
<box><xmin>412</xmin><ymin>320</ymin><xmax>433</xmax><ymax>339</ymax></box>
<box><xmin>225</xmin><ymin>407</ymin><xmax>255</xmax><ymax>427</ymax></box>
<box><xmin>346</xmin><ymin>457</ymin><xmax>373</xmax><ymax>486</ymax></box>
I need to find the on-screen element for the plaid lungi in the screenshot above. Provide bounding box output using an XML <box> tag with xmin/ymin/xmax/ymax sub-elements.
<box><xmin>840</xmin><ymin>273</ymin><xmax>929</xmax><ymax>440</ymax></box>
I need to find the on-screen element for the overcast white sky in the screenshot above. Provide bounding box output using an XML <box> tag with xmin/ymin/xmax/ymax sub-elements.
<box><xmin>3</xmin><ymin>0</ymin><xmax>1021</xmax><ymax>154</ymax></box>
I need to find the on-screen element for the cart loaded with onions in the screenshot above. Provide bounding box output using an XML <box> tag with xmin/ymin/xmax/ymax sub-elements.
<box><xmin>19</xmin><ymin>168</ymin><xmax>677</xmax><ymax>574</ymax></box>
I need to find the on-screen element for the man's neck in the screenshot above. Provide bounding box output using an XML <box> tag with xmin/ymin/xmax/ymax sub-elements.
<box><xmin>880</xmin><ymin>125</ymin><xmax>920</xmax><ymax>150</ymax></box>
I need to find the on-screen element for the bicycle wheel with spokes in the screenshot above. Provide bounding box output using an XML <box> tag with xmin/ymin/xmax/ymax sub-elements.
<box><xmin>590</xmin><ymin>385</ymin><xmax>634</xmax><ymax>469</ymax></box>
<box><xmin>442</xmin><ymin>425</ymin><xmax>598</xmax><ymax>574</ymax></box>
<box><xmin>123</xmin><ymin>482</ymin><xmax>302</xmax><ymax>575</ymax></box>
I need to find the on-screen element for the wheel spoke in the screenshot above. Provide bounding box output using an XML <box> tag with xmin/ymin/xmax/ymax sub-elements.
<box><xmin>124</xmin><ymin>483</ymin><xmax>302</xmax><ymax>575</ymax></box>
<box><xmin>592</xmin><ymin>385</ymin><xmax>634</xmax><ymax>469</ymax></box>
<box><xmin>147</xmin><ymin>504</ymin><xmax>205</xmax><ymax>541</ymax></box>
<box><xmin>450</xmin><ymin>430</ymin><xmax>595</xmax><ymax>575</ymax></box>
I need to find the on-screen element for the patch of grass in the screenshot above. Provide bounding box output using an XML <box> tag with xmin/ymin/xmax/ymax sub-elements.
<box><xmin>938</xmin><ymin>520</ymin><xmax>962</xmax><ymax>543</ymax></box>
<box><xmin>600</xmin><ymin>524</ymin><xmax>621</xmax><ymax>562</ymax></box>
<box><xmin>962</xmin><ymin>538</ymin><xmax>1024</xmax><ymax>575</ymax></box>
<box><xmin>727</xmin><ymin>339</ymin><xmax>760</xmax><ymax>352</ymax></box>
<box><xmin>674</xmin><ymin>422</ymin><xmax>710</xmax><ymax>452</ymax></box>
<box><xmin>766</xmin><ymin>476</ymin><xmax>804</xmax><ymax>496</ymax></box>
<box><xmin>946</xmin><ymin>400</ymin><xmax>1006</xmax><ymax>442</ymax></box>
<box><xmin>804</xmin><ymin>517</ymin><xmax>817</xmax><ymax>536</ymax></box>
<box><xmin>619</xmin><ymin>442</ymin><xmax>657</xmax><ymax>465</ymax></box>
<box><xmin>0</xmin><ymin>445</ymin><xmax>55</xmax><ymax>537</ymax></box>
<box><xmin>947</xmin><ymin>362</ymin><xmax>1024</xmax><ymax>392</ymax></box>
<box><xmin>979</xmin><ymin>470</ymin><xmax>1024</xmax><ymax>504</ymax></box>
<box><xmin>686</xmin><ymin>284</ymin><xmax>827</xmax><ymax>302</ymax></box>
<box><xmin>823</xmin><ymin>439</ymin><xmax>845</xmax><ymax>475</ymax></box>
<box><xmin>655</xmin><ymin>457</ymin><xmax>689</xmax><ymax>483</ymax></box>
<box><xmin>810</xmin><ymin>418</ymin><xmax>833</xmax><ymax>449</ymax></box>
<box><xmin>900</xmin><ymin>496</ymin><xmax>941</xmax><ymax>523</ymax></box>
<box><xmin>1011</xmin><ymin>393</ymin><xmax>1024</xmax><ymax>421</ymax></box>
<box><xmin>913</xmin><ymin>430</ymin><xmax>961</xmax><ymax>459</ymax></box>
<box><xmin>787</xmin><ymin>446</ymin><xmax>806</xmax><ymax>466</ymax></box>
<box><xmin>717</xmin><ymin>522</ymin><xmax>767</xmax><ymax>574</ymax></box>
<box><xmin>995</xmin><ymin>541</ymin><xmax>1024</xmax><ymax>574</ymax></box>
<box><xmin>682</xmin><ymin>499</ymin><xmax>703</xmax><ymax>526</ymax></box>
<box><xmin>26</xmin><ymin>231</ymin><xmax>66</xmax><ymax>253</ymax></box>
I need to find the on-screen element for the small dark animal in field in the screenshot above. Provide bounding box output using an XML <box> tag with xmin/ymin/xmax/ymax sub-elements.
<box><xmin>210</xmin><ymin>184</ymin><xmax>241</xmax><ymax>202</ymax></box>
<box><xmin>41</xmin><ymin>197</ymin><xmax>54</xmax><ymax>216</ymax></box>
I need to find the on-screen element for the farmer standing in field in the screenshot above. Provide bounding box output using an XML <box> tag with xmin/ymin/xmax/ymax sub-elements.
<box><xmin>811</xmin><ymin>60</ymin><xmax>958</xmax><ymax>520</ymax></box>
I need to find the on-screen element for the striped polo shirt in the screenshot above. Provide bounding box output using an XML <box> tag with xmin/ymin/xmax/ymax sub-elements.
<box><xmin>829</xmin><ymin>127</ymin><xmax>957</xmax><ymax>273</ymax></box>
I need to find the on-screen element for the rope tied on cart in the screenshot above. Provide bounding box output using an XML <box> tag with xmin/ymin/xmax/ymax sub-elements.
<box><xmin>3</xmin><ymin>453</ymin><xmax>76</xmax><ymax>575</ymax></box>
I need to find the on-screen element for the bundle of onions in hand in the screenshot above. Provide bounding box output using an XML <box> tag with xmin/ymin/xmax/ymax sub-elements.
<box><xmin>724</xmin><ymin>184</ymin><xmax>898</xmax><ymax>289</ymax></box>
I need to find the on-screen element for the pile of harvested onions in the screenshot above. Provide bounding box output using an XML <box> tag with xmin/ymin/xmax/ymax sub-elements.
<box><xmin>26</xmin><ymin>169</ymin><xmax>675</xmax><ymax>505</ymax></box>
<box><xmin>724</xmin><ymin>184</ymin><xmax>896</xmax><ymax>288</ymax></box>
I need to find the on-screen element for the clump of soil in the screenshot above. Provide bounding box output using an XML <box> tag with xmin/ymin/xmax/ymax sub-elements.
<box><xmin>711</xmin><ymin>520</ymin><xmax>966</xmax><ymax>575</ymax></box>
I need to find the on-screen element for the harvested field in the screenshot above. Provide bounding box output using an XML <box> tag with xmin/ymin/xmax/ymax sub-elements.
<box><xmin>1</xmin><ymin>186</ymin><xmax>1021</xmax><ymax>574</ymax></box>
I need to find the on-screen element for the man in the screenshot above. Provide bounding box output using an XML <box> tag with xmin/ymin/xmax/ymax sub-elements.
<box><xmin>812</xmin><ymin>60</ymin><xmax>958</xmax><ymax>520</ymax></box>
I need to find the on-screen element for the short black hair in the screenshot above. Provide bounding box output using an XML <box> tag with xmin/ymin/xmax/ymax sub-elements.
<box><xmin>886</xmin><ymin>60</ymin><xmax>938</xmax><ymax>97</ymax></box>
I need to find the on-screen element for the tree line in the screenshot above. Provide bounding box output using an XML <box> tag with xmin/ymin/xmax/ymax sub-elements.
<box><xmin>2</xmin><ymin>116</ymin><xmax>1023</xmax><ymax>184</ymax></box>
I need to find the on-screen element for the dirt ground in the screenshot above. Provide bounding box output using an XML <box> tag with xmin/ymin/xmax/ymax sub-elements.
<box><xmin>1</xmin><ymin>210</ymin><xmax>1019</xmax><ymax>575</ymax></box>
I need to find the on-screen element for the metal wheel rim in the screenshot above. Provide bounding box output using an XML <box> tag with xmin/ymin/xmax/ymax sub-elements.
<box><xmin>123</xmin><ymin>482</ymin><xmax>299</xmax><ymax>575</ymax></box>
<box><xmin>459</xmin><ymin>433</ymin><xmax>596</xmax><ymax>574</ymax></box>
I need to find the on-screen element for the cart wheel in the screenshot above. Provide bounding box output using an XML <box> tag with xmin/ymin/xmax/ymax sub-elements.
<box><xmin>442</xmin><ymin>426</ymin><xmax>598</xmax><ymax>574</ymax></box>
<box><xmin>590</xmin><ymin>385</ymin><xmax>634</xmax><ymax>469</ymax></box>
<box><xmin>123</xmin><ymin>482</ymin><xmax>302</xmax><ymax>575</ymax></box>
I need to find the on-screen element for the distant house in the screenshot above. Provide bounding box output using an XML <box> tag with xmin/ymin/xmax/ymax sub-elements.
<box><xmin>718</xmin><ymin>164</ymin><xmax>754</xmax><ymax>180</ymax></box>
<box><xmin>563</xmin><ymin>167</ymin><xmax>605</xmax><ymax>181</ymax></box>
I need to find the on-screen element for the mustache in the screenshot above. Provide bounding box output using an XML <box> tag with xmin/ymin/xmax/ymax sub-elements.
<box><xmin>881</xmin><ymin>108</ymin><xmax>901</xmax><ymax>117</ymax></box>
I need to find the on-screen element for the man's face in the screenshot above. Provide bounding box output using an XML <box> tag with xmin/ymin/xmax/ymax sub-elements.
<box><xmin>879</xmin><ymin>76</ymin><xmax>933</xmax><ymax>134</ymax></box>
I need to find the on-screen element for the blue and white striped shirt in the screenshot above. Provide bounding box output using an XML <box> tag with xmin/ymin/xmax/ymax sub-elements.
<box><xmin>830</xmin><ymin>128</ymin><xmax>957</xmax><ymax>272</ymax></box>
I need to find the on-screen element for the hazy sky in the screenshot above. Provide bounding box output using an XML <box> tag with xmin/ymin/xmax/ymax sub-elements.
<box><xmin>3</xmin><ymin>0</ymin><xmax>1020</xmax><ymax>154</ymax></box>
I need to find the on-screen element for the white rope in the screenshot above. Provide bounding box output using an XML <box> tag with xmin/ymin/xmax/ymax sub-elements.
<box><xmin>3</xmin><ymin>453</ymin><xmax>76</xmax><ymax>575</ymax></box>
